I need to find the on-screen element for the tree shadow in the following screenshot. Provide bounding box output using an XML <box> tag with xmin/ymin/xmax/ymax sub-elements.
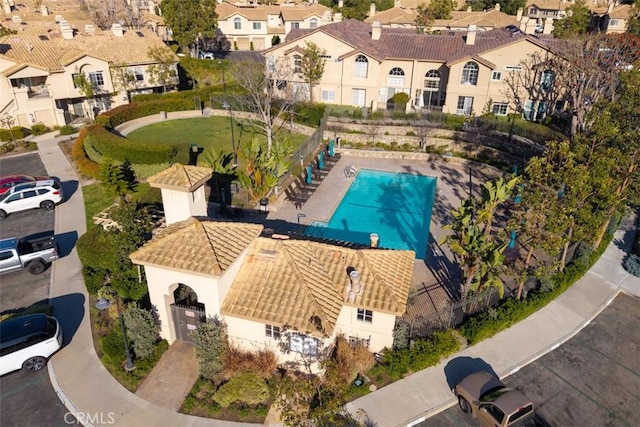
<box><xmin>444</xmin><ymin>357</ymin><xmax>499</xmax><ymax>391</ymax></box>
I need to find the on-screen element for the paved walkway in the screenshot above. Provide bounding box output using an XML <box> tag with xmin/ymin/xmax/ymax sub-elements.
<box><xmin>28</xmin><ymin>132</ymin><xmax>640</xmax><ymax>427</ymax></box>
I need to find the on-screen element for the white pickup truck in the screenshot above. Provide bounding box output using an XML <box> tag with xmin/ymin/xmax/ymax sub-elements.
<box><xmin>0</xmin><ymin>235</ymin><xmax>59</xmax><ymax>275</ymax></box>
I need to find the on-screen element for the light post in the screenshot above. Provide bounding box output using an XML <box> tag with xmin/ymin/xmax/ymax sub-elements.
<box><xmin>222</xmin><ymin>101</ymin><xmax>237</xmax><ymax>167</ymax></box>
<box><xmin>96</xmin><ymin>288</ymin><xmax>134</xmax><ymax>372</ymax></box>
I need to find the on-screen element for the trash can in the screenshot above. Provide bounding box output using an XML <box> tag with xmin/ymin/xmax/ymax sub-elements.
<box><xmin>259</xmin><ymin>198</ymin><xmax>269</xmax><ymax>213</ymax></box>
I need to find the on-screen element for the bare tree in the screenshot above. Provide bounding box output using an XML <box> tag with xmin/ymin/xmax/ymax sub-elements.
<box><xmin>110</xmin><ymin>64</ymin><xmax>137</xmax><ymax>103</ymax></box>
<box><xmin>230</xmin><ymin>58</ymin><xmax>305</xmax><ymax>152</ymax></box>
<box><xmin>546</xmin><ymin>34</ymin><xmax>639</xmax><ymax>136</ymax></box>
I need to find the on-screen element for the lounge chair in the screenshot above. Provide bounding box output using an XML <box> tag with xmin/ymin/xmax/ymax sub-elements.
<box><xmin>284</xmin><ymin>186</ymin><xmax>308</xmax><ymax>209</ymax></box>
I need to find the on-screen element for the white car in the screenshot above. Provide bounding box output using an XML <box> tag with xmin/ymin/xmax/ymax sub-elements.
<box><xmin>0</xmin><ymin>179</ymin><xmax>63</xmax><ymax>219</ymax></box>
<box><xmin>0</xmin><ymin>314</ymin><xmax>63</xmax><ymax>375</ymax></box>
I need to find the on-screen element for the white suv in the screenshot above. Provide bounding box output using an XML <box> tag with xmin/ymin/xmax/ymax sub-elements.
<box><xmin>0</xmin><ymin>314</ymin><xmax>63</xmax><ymax>375</ymax></box>
<box><xmin>0</xmin><ymin>179</ymin><xmax>63</xmax><ymax>219</ymax></box>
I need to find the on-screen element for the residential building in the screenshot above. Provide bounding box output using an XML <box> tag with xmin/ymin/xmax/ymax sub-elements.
<box><xmin>130</xmin><ymin>164</ymin><xmax>415</xmax><ymax>369</ymax></box>
<box><xmin>214</xmin><ymin>0</ymin><xmax>334</xmax><ymax>51</ymax></box>
<box><xmin>0</xmin><ymin>18</ymin><xmax>178</xmax><ymax>128</ymax></box>
<box><xmin>591</xmin><ymin>3</ymin><xmax>634</xmax><ymax>34</ymax></box>
<box><xmin>264</xmin><ymin>19</ymin><xmax>555</xmax><ymax>118</ymax></box>
<box><xmin>365</xmin><ymin>4</ymin><xmax>520</xmax><ymax>33</ymax></box>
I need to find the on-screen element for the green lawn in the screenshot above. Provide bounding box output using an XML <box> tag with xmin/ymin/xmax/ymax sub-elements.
<box><xmin>126</xmin><ymin>117</ymin><xmax>309</xmax><ymax>164</ymax></box>
<box><xmin>82</xmin><ymin>182</ymin><xmax>160</xmax><ymax>228</ymax></box>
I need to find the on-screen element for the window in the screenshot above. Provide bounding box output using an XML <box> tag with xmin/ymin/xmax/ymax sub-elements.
<box><xmin>234</xmin><ymin>18</ymin><xmax>241</xmax><ymax>30</ymax></box>
<box><xmin>492</xmin><ymin>103</ymin><xmax>508</xmax><ymax>115</ymax></box>
<box><xmin>424</xmin><ymin>69</ymin><xmax>440</xmax><ymax>90</ymax></box>
<box><xmin>540</xmin><ymin>70</ymin><xmax>554</xmax><ymax>92</ymax></box>
<box><xmin>0</xmin><ymin>251</ymin><xmax>12</xmax><ymax>261</ymax></box>
<box><xmin>352</xmin><ymin>88</ymin><xmax>366</xmax><ymax>107</ymax></box>
<box><xmin>356</xmin><ymin>308</ymin><xmax>373</xmax><ymax>323</ymax></box>
<box><xmin>88</xmin><ymin>72</ymin><xmax>104</xmax><ymax>86</ymax></box>
<box><xmin>354</xmin><ymin>55</ymin><xmax>368</xmax><ymax>78</ymax></box>
<box><xmin>321</xmin><ymin>90</ymin><xmax>335</xmax><ymax>102</ymax></box>
<box><xmin>609</xmin><ymin>19</ymin><xmax>619</xmax><ymax>26</ymax></box>
<box><xmin>293</xmin><ymin>55</ymin><xmax>302</xmax><ymax>74</ymax></box>
<box><xmin>348</xmin><ymin>336</ymin><xmax>370</xmax><ymax>347</ymax></box>
<box><xmin>456</xmin><ymin>96</ymin><xmax>474</xmax><ymax>115</ymax></box>
<box><xmin>491</xmin><ymin>71</ymin><xmax>502</xmax><ymax>81</ymax></box>
<box><xmin>267</xmin><ymin>57</ymin><xmax>276</xmax><ymax>72</ymax></box>
<box><xmin>130</xmin><ymin>66</ymin><xmax>144</xmax><ymax>81</ymax></box>
<box><xmin>72</xmin><ymin>73</ymin><xmax>83</xmax><ymax>88</ymax></box>
<box><xmin>387</xmin><ymin>67</ymin><xmax>405</xmax><ymax>86</ymax></box>
<box><xmin>265</xmin><ymin>325</ymin><xmax>281</xmax><ymax>340</ymax></box>
<box><xmin>291</xmin><ymin>22</ymin><xmax>300</xmax><ymax>29</ymax></box>
<box><xmin>529</xmin><ymin>7</ymin><xmax>538</xmax><ymax>14</ymax></box>
<box><xmin>480</xmin><ymin>404</ymin><xmax>505</xmax><ymax>423</ymax></box>
<box><xmin>461</xmin><ymin>62</ymin><xmax>478</xmax><ymax>85</ymax></box>
<box><xmin>310</xmin><ymin>18</ymin><xmax>318</xmax><ymax>29</ymax></box>
<box><xmin>253</xmin><ymin>22</ymin><xmax>261</xmax><ymax>30</ymax></box>
<box><xmin>289</xmin><ymin>333</ymin><xmax>318</xmax><ymax>355</ymax></box>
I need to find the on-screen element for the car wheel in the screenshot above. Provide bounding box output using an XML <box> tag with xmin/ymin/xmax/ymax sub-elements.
<box><xmin>0</xmin><ymin>209</ymin><xmax>6</xmax><ymax>219</ymax></box>
<box><xmin>27</xmin><ymin>260</ymin><xmax>46</xmax><ymax>274</ymax></box>
<box><xmin>22</xmin><ymin>356</ymin><xmax>48</xmax><ymax>372</ymax></box>
<box><xmin>40</xmin><ymin>200</ymin><xmax>55</xmax><ymax>211</ymax></box>
<box><xmin>458</xmin><ymin>396</ymin><xmax>471</xmax><ymax>413</ymax></box>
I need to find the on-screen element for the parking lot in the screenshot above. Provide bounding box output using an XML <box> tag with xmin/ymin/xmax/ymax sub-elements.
<box><xmin>0</xmin><ymin>152</ymin><xmax>75</xmax><ymax>425</ymax></box>
<box><xmin>420</xmin><ymin>292</ymin><xmax>640</xmax><ymax>427</ymax></box>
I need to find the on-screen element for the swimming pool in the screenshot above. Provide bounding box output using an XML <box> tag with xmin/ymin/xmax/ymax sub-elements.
<box><xmin>304</xmin><ymin>169</ymin><xmax>436</xmax><ymax>259</ymax></box>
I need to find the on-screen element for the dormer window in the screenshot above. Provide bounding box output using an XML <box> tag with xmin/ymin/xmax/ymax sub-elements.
<box><xmin>310</xmin><ymin>18</ymin><xmax>318</xmax><ymax>29</ymax></box>
<box><xmin>234</xmin><ymin>17</ymin><xmax>241</xmax><ymax>30</ymax></box>
<box><xmin>356</xmin><ymin>308</ymin><xmax>373</xmax><ymax>323</ymax></box>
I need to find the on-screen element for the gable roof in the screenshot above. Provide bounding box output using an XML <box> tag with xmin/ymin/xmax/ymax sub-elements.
<box><xmin>221</xmin><ymin>237</ymin><xmax>414</xmax><ymax>337</ymax></box>
<box><xmin>526</xmin><ymin>0</ymin><xmax>574</xmax><ymax>11</ymax></box>
<box><xmin>277</xmin><ymin>19</ymin><xmax>550</xmax><ymax>63</ymax></box>
<box><xmin>130</xmin><ymin>218</ymin><xmax>264</xmax><ymax>277</ymax></box>
<box><xmin>147</xmin><ymin>164</ymin><xmax>212</xmax><ymax>192</ymax></box>
<box><xmin>364</xmin><ymin>7</ymin><xmax>417</xmax><ymax>25</ymax></box>
<box><xmin>280</xmin><ymin>4</ymin><xmax>331</xmax><ymax>21</ymax></box>
<box><xmin>0</xmin><ymin>24</ymin><xmax>175</xmax><ymax>72</ymax></box>
<box><xmin>438</xmin><ymin>10</ymin><xmax>520</xmax><ymax>29</ymax></box>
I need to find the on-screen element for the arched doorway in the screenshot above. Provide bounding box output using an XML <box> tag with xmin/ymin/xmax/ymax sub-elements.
<box><xmin>170</xmin><ymin>284</ymin><xmax>206</xmax><ymax>343</ymax></box>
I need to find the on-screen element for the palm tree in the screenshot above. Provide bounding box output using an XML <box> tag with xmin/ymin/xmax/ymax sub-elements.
<box><xmin>477</xmin><ymin>176</ymin><xmax>520</xmax><ymax>237</ymax></box>
<box><xmin>200</xmin><ymin>148</ymin><xmax>236</xmax><ymax>203</ymax></box>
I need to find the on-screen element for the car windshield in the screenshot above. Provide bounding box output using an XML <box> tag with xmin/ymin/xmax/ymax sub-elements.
<box><xmin>0</xmin><ymin>192</ymin><xmax>9</xmax><ymax>202</ymax></box>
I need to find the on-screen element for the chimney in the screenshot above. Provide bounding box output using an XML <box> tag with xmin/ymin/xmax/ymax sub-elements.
<box><xmin>39</xmin><ymin>4</ymin><xmax>48</xmax><ymax>15</ymax></box>
<box><xmin>371</xmin><ymin>21</ymin><xmax>382</xmax><ymax>40</ymax></box>
<box><xmin>62</xmin><ymin>27</ymin><xmax>74</xmax><ymax>39</ymax></box>
<box><xmin>394</xmin><ymin>0</ymin><xmax>400</xmax><ymax>7</ymax></box>
<box><xmin>607</xmin><ymin>1</ymin><xmax>614</xmax><ymax>13</ymax></box>
<box><xmin>370</xmin><ymin>233</ymin><xmax>379</xmax><ymax>248</ymax></box>
<box><xmin>338</xmin><ymin>0</ymin><xmax>343</xmax><ymax>7</ymax></box>
<box><xmin>84</xmin><ymin>24</ymin><xmax>96</xmax><ymax>34</ymax></box>
<box><xmin>465</xmin><ymin>24</ymin><xmax>477</xmax><ymax>45</ymax></box>
<box><xmin>26</xmin><ymin>42</ymin><xmax>33</xmax><ymax>53</ymax></box>
<box><xmin>519</xmin><ymin>16</ymin><xmax>529</xmax><ymax>31</ymax></box>
<box><xmin>495</xmin><ymin>3</ymin><xmax>501</xmax><ymax>11</ymax></box>
<box><xmin>333</xmin><ymin>12</ymin><xmax>342</xmax><ymax>22</ymax></box>
<box><xmin>516</xmin><ymin>7</ymin><xmax>523</xmax><ymax>21</ymax></box>
<box><xmin>369</xmin><ymin>2</ymin><xmax>376</xmax><ymax>17</ymax></box>
<box><xmin>3</xmin><ymin>1</ymin><xmax>12</xmax><ymax>14</ymax></box>
<box><xmin>467</xmin><ymin>6</ymin><xmax>472</xmax><ymax>11</ymax></box>
<box><xmin>543</xmin><ymin>17</ymin><xmax>553</xmax><ymax>34</ymax></box>
<box><xmin>349</xmin><ymin>270</ymin><xmax>361</xmax><ymax>293</ymax></box>
<box><xmin>111</xmin><ymin>23</ymin><xmax>124</xmax><ymax>37</ymax></box>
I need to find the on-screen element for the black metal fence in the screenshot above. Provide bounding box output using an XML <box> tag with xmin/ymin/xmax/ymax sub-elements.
<box><xmin>403</xmin><ymin>288</ymin><xmax>499</xmax><ymax>340</ymax></box>
<box><xmin>279</xmin><ymin>109</ymin><xmax>329</xmax><ymax>184</ymax></box>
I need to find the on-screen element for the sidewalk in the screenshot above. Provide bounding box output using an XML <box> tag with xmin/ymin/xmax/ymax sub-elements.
<box><xmin>32</xmin><ymin>133</ymin><xmax>639</xmax><ymax>427</ymax></box>
<box><xmin>345</xmin><ymin>212</ymin><xmax>639</xmax><ymax>427</ymax></box>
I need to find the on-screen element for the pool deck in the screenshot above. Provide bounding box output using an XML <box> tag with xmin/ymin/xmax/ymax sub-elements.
<box><xmin>266</xmin><ymin>151</ymin><xmax>504</xmax><ymax>311</ymax></box>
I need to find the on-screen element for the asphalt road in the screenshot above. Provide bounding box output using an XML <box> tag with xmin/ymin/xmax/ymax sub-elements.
<box><xmin>420</xmin><ymin>292</ymin><xmax>640</xmax><ymax>427</ymax></box>
<box><xmin>0</xmin><ymin>152</ymin><xmax>77</xmax><ymax>425</ymax></box>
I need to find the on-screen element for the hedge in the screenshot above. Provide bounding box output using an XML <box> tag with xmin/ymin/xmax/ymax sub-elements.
<box><xmin>95</xmin><ymin>99</ymin><xmax>196</xmax><ymax>128</ymax></box>
<box><xmin>72</xmin><ymin>127</ymin><xmax>100</xmax><ymax>178</ymax></box>
<box><xmin>83</xmin><ymin>124</ymin><xmax>182</xmax><ymax>165</ymax></box>
<box><xmin>0</xmin><ymin>126</ymin><xmax>26</xmax><ymax>141</ymax></box>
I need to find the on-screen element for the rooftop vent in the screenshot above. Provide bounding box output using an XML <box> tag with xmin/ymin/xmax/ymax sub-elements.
<box><xmin>38</xmin><ymin>34</ymin><xmax>48</xmax><ymax>41</ymax></box>
<box><xmin>84</xmin><ymin>24</ymin><xmax>95</xmax><ymax>34</ymax></box>
<box><xmin>111</xmin><ymin>23</ymin><xmax>124</xmax><ymax>37</ymax></box>
<box><xmin>136</xmin><ymin>31</ymin><xmax>144</xmax><ymax>37</ymax></box>
<box><xmin>12</xmin><ymin>15</ymin><xmax>21</xmax><ymax>23</ymax></box>
<box><xmin>256</xmin><ymin>249</ymin><xmax>277</xmax><ymax>260</ymax></box>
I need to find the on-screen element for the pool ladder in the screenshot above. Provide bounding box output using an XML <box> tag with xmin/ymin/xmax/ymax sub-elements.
<box><xmin>344</xmin><ymin>165</ymin><xmax>357</xmax><ymax>178</ymax></box>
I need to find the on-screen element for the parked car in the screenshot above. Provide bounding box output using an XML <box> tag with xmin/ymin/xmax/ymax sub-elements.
<box><xmin>0</xmin><ymin>175</ymin><xmax>50</xmax><ymax>196</ymax></box>
<box><xmin>199</xmin><ymin>51</ymin><xmax>216</xmax><ymax>60</ymax></box>
<box><xmin>0</xmin><ymin>179</ymin><xmax>63</xmax><ymax>219</ymax></box>
<box><xmin>0</xmin><ymin>314</ymin><xmax>63</xmax><ymax>375</ymax></box>
<box><xmin>0</xmin><ymin>234</ymin><xmax>59</xmax><ymax>275</ymax></box>
<box><xmin>534</xmin><ymin>24</ymin><xmax>544</xmax><ymax>33</ymax></box>
<box><xmin>454</xmin><ymin>371</ymin><xmax>536</xmax><ymax>427</ymax></box>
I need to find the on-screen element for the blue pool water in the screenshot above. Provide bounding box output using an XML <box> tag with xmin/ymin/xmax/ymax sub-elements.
<box><xmin>304</xmin><ymin>169</ymin><xmax>436</xmax><ymax>259</ymax></box>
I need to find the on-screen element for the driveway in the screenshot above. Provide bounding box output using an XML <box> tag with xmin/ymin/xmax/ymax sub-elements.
<box><xmin>419</xmin><ymin>292</ymin><xmax>640</xmax><ymax>427</ymax></box>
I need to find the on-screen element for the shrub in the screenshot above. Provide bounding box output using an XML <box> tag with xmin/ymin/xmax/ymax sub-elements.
<box><xmin>213</xmin><ymin>372</ymin><xmax>269</xmax><ymax>408</ymax></box>
<box><xmin>192</xmin><ymin>316</ymin><xmax>229</xmax><ymax>382</ymax></box>
<box><xmin>72</xmin><ymin>128</ymin><xmax>100</xmax><ymax>178</ymax></box>
<box><xmin>123</xmin><ymin>303</ymin><xmax>159</xmax><ymax>359</ymax></box>
<box><xmin>223</xmin><ymin>346</ymin><xmax>278</xmax><ymax>380</ymax></box>
<box><xmin>59</xmin><ymin>125</ymin><xmax>76</xmax><ymax>135</ymax></box>
<box><xmin>101</xmin><ymin>327</ymin><xmax>126</xmax><ymax>364</ymax></box>
<box><xmin>31</xmin><ymin>122</ymin><xmax>50</xmax><ymax>136</ymax></box>
<box><xmin>623</xmin><ymin>254</ymin><xmax>640</xmax><ymax>277</ymax></box>
<box><xmin>0</xmin><ymin>126</ymin><xmax>25</xmax><ymax>141</ymax></box>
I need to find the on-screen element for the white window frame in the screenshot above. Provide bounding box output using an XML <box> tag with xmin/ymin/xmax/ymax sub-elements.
<box><xmin>356</xmin><ymin>308</ymin><xmax>373</xmax><ymax>323</ymax></box>
<box><xmin>352</xmin><ymin>88</ymin><xmax>366</xmax><ymax>107</ymax></box>
<box><xmin>289</xmin><ymin>333</ymin><xmax>318</xmax><ymax>356</ymax></box>
<box><xmin>609</xmin><ymin>19</ymin><xmax>618</xmax><ymax>26</ymax></box>
<box><xmin>387</xmin><ymin>67</ymin><xmax>405</xmax><ymax>87</ymax></box>
<box><xmin>424</xmin><ymin>69</ymin><xmax>440</xmax><ymax>90</ymax></box>
<box><xmin>461</xmin><ymin>62</ymin><xmax>478</xmax><ymax>86</ymax></box>
<box><xmin>253</xmin><ymin>22</ymin><xmax>261</xmax><ymax>30</ymax></box>
<box><xmin>321</xmin><ymin>90</ymin><xmax>335</xmax><ymax>102</ymax></box>
<box><xmin>354</xmin><ymin>55</ymin><xmax>368</xmax><ymax>78</ymax></box>
<box><xmin>492</xmin><ymin>102</ymin><xmax>508</xmax><ymax>116</ymax></box>
<box><xmin>265</xmin><ymin>324</ymin><xmax>281</xmax><ymax>340</ymax></box>
<box><xmin>88</xmin><ymin>71</ymin><xmax>104</xmax><ymax>86</ymax></box>
<box><xmin>291</xmin><ymin>22</ymin><xmax>300</xmax><ymax>29</ymax></box>
<box><xmin>293</xmin><ymin>55</ymin><xmax>302</xmax><ymax>74</ymax></box>
<box><xmin>456</xmin><ymin>96</ymin><xmax>474</xmax><ymax>115</ymax></box>
<box><xmin>310</xmin><ymin>18</ymin><xmax>318</xmax><ymax>29</ymax></box>
<box><xmin>491</xmin><ymin>71</ymin><xmax>502</xmax><ymax>81</ymax></box>
<box><xmin>234</xmin><ymin>18</ymin><xmax>241</xmax><ymax>30</ymax></box>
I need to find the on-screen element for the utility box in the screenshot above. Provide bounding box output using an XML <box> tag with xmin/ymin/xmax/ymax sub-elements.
<box><xmin>259</xmin><ymin>198</ymin><xmax>269</xmax><ymax>213</ymax></box>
